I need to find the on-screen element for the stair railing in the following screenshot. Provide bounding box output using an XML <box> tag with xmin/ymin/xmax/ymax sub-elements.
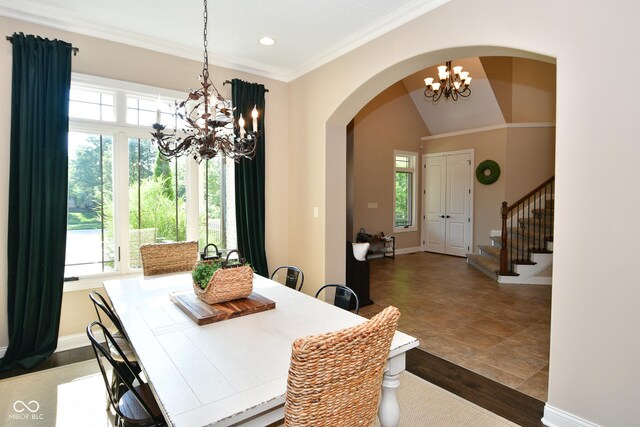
<box><xmin>500</xmin><ymin>176</ymin><xmax>555</xmax><ymax>275</ymax></box>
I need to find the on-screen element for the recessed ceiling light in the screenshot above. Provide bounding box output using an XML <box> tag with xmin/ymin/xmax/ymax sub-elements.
<box><xmin>259</xmin><ymin>37</ymin><xmax>276</xmax><ymax>46</ymax></box>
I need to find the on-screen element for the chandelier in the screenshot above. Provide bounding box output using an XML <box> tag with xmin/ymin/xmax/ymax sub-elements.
<box><xmin>423</xmin><ymin>60</ymin><xmax>472</xmax><ymax>102</ymax></box>
<box><xmin>151</xmin><ymin>0</ymin><xmax>259</xmax><ymax>162</ymax></box>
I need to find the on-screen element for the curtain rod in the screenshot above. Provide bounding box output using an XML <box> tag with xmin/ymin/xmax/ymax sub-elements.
<box><xmin>223</xmin><ymin>80</ymin><xmax>269</xmax><ymax>92</ymax></box>
<box><xmin>6</xmin><ymin>35</ymin><xmax>79</xmax><ymax>56</ymax></box>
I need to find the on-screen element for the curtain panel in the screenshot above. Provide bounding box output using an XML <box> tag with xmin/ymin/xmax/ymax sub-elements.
<box><xmin>1</xmin><ymin>33</ymin><xmax>72</xmax><ymax>370</ymax></box>
<box><xmin>232</xmin><ymin>79</ymin><xmax>268</xmax><ymax>277</ymax></box>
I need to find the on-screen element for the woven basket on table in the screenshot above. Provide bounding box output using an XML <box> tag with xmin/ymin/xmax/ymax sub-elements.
<box><xmin>139</xmin><ymin>241</ymin><xmax>199</xmax><ymax>276</ymax></box>
<box><xmin>192</xmin><ymin>250</ymin><xmax>253</xmax><ymax>304</ymax></box>
<box><xmin>284</xmin><ymin>305</ymin><xmax>400</xmax><ymax>427</ymax></box>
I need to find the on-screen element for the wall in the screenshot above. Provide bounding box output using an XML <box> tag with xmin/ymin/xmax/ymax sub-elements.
<box><xmin>351</xmin><ymin>82</ymin><xmax>428</xmax><ymax>250</ymax></box>
<box><xmin>505</xmin><ymin>126</ymin><xmax>556</xmax><ymax>202</ymax></box>
<box><xmin>0</xmin><ymin>16</ymin><xmax>290</xmax><ymax>349</ymax></box>
<box><xmin>424</xmin><ymin>128</ymin><xmax>507</xmax><ymax>247</ymax></box>
<box><xmin>288</xmin><ymin>0</ymin><xmax>640</xmax><ymax>425</ymax></box>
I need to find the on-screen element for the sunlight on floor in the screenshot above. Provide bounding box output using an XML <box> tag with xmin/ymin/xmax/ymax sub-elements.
<box><xmin>56</xmin><ymin>373</ymin><xmax>112</xmax><ymax>426</ymax></box>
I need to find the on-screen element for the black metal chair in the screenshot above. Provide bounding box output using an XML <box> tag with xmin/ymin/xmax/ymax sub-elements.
<box><xmin>87</xmin><ymin>321</ymin><xmax>165</xmax><ymax>427</ymax></box>
<box><xmin>314</xmin><ymin>284</ymin><xmax>360</xmax><ymax>314</ymax></box>
<box><xmin>89</xmin><ymin>291</ymin><xmax>141</xmax><ymax>407</ymax></box>
<box><xmin>270</xmin><ymin>265</ymin><xmax>304</xmax><ymax>291</ymax></box>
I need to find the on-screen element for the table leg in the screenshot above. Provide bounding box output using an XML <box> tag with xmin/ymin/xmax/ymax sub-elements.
<box><xmin>378</xmin><ymin>353</ymin><xmax>405</xmax><ymax>427</ymax></box>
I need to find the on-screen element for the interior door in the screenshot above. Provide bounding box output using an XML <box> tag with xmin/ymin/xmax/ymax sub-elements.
<box><xmin>445</xmin><ymin>153</ymin><xmax>472</xmax><ymax>256</ymax></box>
<box><xmin>424</xmin><ymin>156</ymin><xmax>446</xmax><ymax>253</ymax></box>
<box><xmin>422</xmin><ymin>151</ymin><xmax>472</xmax><ymax>256</ymax></box>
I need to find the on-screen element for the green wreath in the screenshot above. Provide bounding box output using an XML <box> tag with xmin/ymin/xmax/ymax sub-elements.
<box><xmin>476</xmin><ymin>160</ymin><xmax>501</xmax><ymax>185</ymax></box>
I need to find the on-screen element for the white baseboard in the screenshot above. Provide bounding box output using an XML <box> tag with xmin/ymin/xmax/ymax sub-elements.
<box><xmin>543</xmin><ymin>404</ymin><xmax>601</xmax><ymax>427</ymax></box>
<box><xmin>0</xmin><ymin>332</ymin><xmax>90</xmax><ymax>359</ymax></box>
<box><xmin>396</xmin><ymin>246</ymin><xmax>422</xmax><ymax>255</ymax></box>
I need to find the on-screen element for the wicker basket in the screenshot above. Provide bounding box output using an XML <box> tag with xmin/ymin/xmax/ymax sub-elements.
<box><xmin>193</xmin><ymin>250</ymin><xmax>253</xmax><ymax>304</ymax></box>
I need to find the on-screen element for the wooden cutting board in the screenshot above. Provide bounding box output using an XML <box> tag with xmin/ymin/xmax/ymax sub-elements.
<box><xmin>170</xmin><ymin>290</ymin><xmax>276</xmax><ymax>325</ymax></box>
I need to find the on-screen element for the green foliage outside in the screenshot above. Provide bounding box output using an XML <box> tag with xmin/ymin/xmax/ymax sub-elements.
<box><xmin>128</xmin><ymin>175</ymin><xmax>186</xmax><ymax>242</ymax></box>
<box><xmin>395</xmin><ymin>171</ymin><xmax>411</xmax><ymax>226</ymax></box>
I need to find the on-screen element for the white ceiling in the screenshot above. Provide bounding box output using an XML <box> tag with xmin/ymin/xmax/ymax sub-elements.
<box><xmin>402</xmin><ymin>57</ymin><xmax>505</xmax><ymax>135</ymax></box>
<box><xmin>0</xmin><ymin>0</ymin><xmax>450</xmax><ymax>82</ymax></box>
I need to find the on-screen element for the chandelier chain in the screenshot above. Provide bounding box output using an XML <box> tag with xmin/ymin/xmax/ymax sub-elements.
<box><xmin>203</xmin><ymin>0</ymin><xmax>209</xmax><ymax>80</ymax></box>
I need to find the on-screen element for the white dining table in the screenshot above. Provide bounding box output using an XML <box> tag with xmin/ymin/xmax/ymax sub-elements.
<box><xmin>103</xmin><ymin>273</ymin><xmax>418</xmax><ymax>427</ymax></box>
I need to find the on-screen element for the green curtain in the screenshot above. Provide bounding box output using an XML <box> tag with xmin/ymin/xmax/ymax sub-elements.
<box><xmin>232</xmin><ymin>79</ymin><xmax>268</xmax><ymax>277</ymax></box>
<box><xmin>0</xmin><ymin>34</ymin><xmax>72</xmax><ymax>370</ymax></box>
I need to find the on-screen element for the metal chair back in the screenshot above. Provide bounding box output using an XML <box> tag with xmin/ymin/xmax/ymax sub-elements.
<box><xmin>271</xmin><ymin>265</ymin><xmax>304</xmax><ymax>291</ymax></box>
<box><xmin>314</xmin><ymin>284</ymin><xmax>360</xmax><ymax>314</ymax></box>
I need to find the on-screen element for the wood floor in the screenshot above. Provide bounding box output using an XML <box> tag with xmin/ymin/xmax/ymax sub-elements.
<box><xmin>359</xmin><ymin>251</ymin><xmax>551</xmax><ymax>401</ymax></box>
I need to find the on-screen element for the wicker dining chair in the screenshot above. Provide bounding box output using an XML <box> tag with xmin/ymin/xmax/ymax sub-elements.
<box><xmin>284</xmin><ymin>306</ymin><xmax>400</xmax><ymax>427</ymax></box>
<box><xmin>314</xmin><ymin>284</ymin><xmax>360</xmax><ymax>314</ymax></box>
<box><xmin>139</xmin><ymin>241</ymin><xmax>199</xmax><ymax>276</ymax></box>
<box><xmin>270</xmin><ymin>265</ymin><xmax>304</xmax><ymax>291</ymax></box>
<box><xmin>87</xmin><ymin>322</ymin><xmax>166</xmax><ymax>427</ymax></box>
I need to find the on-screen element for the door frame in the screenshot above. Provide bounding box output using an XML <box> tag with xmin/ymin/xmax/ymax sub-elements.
<box><xmin>421</xmin><ymin>149</ymin><xmax>474</xmax><ymax>254</ymax></box>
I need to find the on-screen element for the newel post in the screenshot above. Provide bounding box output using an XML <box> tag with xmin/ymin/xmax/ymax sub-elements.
<box><xmin>500</xmin><ymin>202</ymin><xmax>508</xmax><ymax>275</ymax></box>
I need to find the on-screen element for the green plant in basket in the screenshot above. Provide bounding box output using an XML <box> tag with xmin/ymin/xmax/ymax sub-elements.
<box><xmin>192</xmin><ymin>261</ymin><xmax>223</xmax><ymax>290</ymax></box>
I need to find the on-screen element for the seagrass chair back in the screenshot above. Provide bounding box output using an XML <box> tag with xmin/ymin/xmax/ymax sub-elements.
<box><xmin>284</xmin><ymin>306</ymin><xmax>400</xmax><ymax>427</ymax></box>
<box><xmin>270</xmin><ymin>265</ymin><xmax>304</xmax><ymax>291</ymax></box>
<box><xmin>139</xmin><ymin>241</ymin><xmax>198</xmax><ymax>276</ymax></box>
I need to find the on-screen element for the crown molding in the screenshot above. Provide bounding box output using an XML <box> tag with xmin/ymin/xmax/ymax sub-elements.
<box><xmin>0</xmin><ymin>0</ymin><xmax>291</xmax><ymax>81</ymax></box>
<box><xmin>286</xmin><ymin>0</ymin><xmax>451</xmax><ymax>81</ymax></box>
<box><xmin>420</xmin><ymin>122</ymin><xmax>556</xmax><ymax>141</ymax></box>
<box><xmin>2</xmin><ymin>0</ymin><xmax>450</xmax><ymax>83</ymax></box>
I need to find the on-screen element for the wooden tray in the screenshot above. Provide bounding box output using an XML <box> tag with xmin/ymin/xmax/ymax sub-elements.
<box><xmin>170</xmin><ymin>291</ymin><xmax>276</xmax><ymax>326</ymax></box>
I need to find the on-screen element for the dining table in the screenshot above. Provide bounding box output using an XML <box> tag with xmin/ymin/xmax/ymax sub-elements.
<box><xmin>103</xmin><ymin>272</ymin><xmax>419</xmax><ymax>427</ymax></box>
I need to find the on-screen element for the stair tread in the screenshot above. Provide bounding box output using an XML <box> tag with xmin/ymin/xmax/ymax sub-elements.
<box><xmin>466</xmin><ymin>254</ymin><xmax>499</xmax><ymax>280</ymax></box>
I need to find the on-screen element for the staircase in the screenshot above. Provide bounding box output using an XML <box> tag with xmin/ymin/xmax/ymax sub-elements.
<box><xmin>467</xmin><ymin>177</ymin><xmax>554</xmax><ymax>285</ymax></box>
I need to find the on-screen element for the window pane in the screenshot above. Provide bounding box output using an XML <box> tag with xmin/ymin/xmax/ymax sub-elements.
<box><xmin>66</xmin><ymin>133</ymin><xmax>115</xmax><ymax>276</ymax></box>
<box><xmin>128</xmin><ymin>138</ymin><xmax>187</xmax><ymax>269</ymax></box>
<box><xmin>395</xmin><ymin>171</ymin><xmax>412</xmax><ymax>227</ymax></box>
<box><xmin>69</xmin><ymin>87</ymin><xmax>115</xmax><ymax>121</ymax></box>
<box><xmin>395</xmin><ymin>155</ymin><xmax>410</xmax><ymax>168</ymax></box>
<box><xmin>199</xmin><ymin>156</ymin><xmax>237</xmax><ymax>251</ymax></box>
<box><xmin>70</xmin><ymin>88</ymin><xmax>101</xmax><ymax>103</ymax></box>
<box><xmin>69</xmin><ymin>101</ymin><xmax>101</xmax><ymax>120</ymax></box>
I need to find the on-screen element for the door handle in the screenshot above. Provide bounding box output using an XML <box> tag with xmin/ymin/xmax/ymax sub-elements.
<box><xmin>440</xmin><ymin>215</ymin><xmax>445</xmax><ymax>218</ymax></box>
<box><xmin>445</xmin><ymin>215</ymin><xmax>450</xmax><ymax>218</ymax></box>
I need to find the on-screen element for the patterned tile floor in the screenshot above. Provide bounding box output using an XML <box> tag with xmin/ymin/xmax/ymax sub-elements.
<box><xmin>359</xmin><ymin>251</ymin><xmax>551</xmax><ymax>401</ymax></box>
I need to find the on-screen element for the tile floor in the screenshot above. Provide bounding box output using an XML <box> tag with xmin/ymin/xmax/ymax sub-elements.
<box><xmin>359</xmin><ymin>251</ymin><xmax>551</xmax><ymax>401</ymax></box>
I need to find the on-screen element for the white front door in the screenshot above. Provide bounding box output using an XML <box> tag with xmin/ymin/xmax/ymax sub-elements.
<box><xmin>422</xmin><ymin>151</ymin><xmax>473</xmax><ymax>257</ymax></box>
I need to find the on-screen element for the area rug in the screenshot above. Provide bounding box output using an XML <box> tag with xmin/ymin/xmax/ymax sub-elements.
<box><xmin>0</xmin><ymin>360</ymin><xmax>516</xmax><ymax>426</ymax></box>
<box><xmin>0</xmin><ymin>360</ymin><xmax>111</xmax><ymax>427</ymax></box>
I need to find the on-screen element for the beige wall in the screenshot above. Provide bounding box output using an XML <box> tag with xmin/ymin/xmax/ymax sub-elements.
<box><xmin>512</xmin><ymin>58</ymin><xmax>556</xmax><ymax>123</ymax></box>
<box><xmin>288</xmin><ymin>0</ymin><xmax>640</xmax><ymax>425</ymax></box>
<box><xmin>0</xmin><ymin>16</ymin><xmax>290</xmax><ymax>348</ymax></box>
<box><xmin>425</xmin><ymin>128</ymin><xmax>507</xmax><ymax>248</ymax></box>
<box><xmin>351</xmin><ymin>82</ymin><xmax>427</xmax><ymax>250</ymax></box>
<box><xmin>505</xmin><ymin>126</ymin><xmax>556</xmax><ymax>202</ymax></box>
<box><xmin>480</xmin><ymin>57</ymin><xmax>514</xmax><ymax>122</ymax></box>
<box><xmin>58</xmin><ymin>288</ymin><xmax>102</xmax><ymax>336</ymax></box>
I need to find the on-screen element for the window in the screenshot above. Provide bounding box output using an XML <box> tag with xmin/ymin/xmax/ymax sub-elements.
<box><xmin>394</xmin><ymin>151</ymin><xmax>418</xmax><ymax>232</ymax></box>
<box><xmin>65</xmin><ymin>74</ymin><xmax>235</xmax><ymax>279</ymax></box>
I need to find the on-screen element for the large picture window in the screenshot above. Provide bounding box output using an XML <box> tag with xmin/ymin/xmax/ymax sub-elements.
<box><xmin>394</xmin><ymin>150</ymin><xmax>418</xmax><ymax>232</ymax></box>
<box><xmin>65</xmin><ymin>74</ymin><xmax>235</xmax><ymax>280</ymax></box>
